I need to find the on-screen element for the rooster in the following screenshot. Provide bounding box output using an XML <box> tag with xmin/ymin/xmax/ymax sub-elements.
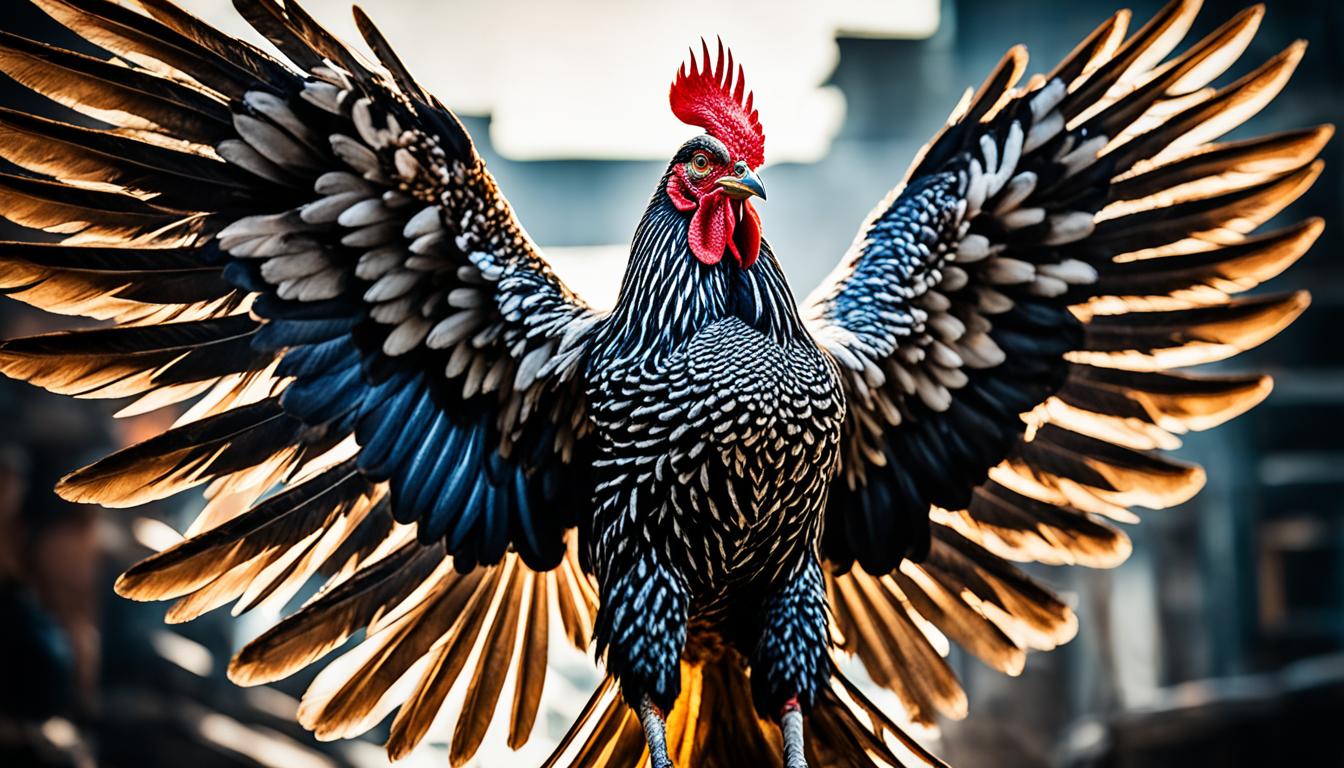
<box><xmin>0</xmin><ymin>0</ymin><xmax>1327</xmax><ymax>765</ymax></box>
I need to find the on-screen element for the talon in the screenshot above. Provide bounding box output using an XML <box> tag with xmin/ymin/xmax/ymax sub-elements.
<box><xmin>639</xmin><ymin>693</ymin><xmax>674</xmax><ymax>768</ymax></box>
<box><xmin>780</xmin><ymin>696</ymin><xmax>807</xmax><ymax>768</ymax></box>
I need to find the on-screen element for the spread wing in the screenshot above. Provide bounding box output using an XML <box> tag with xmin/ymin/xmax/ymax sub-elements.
<box><xmin>805</xmin><ymin>0</ymin><xmax>1326</xmax><ymax>724</ymax></box>
<box><xmin>0</xmin><ymin>0</ymin><xmax>603</xmax><ymax>760</ymax></box>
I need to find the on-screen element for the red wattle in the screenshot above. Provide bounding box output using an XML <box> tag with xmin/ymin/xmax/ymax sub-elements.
<box><xmin>688</xmin><ymin>193</ymin><xmax>732</xmax><ymax>265</ymax></box>
<box><xmin>730</xmin><ymin>200</ymin><xmax>761</xmax><ymax>268</ymax></box>
<box><xmin>669</xmin><ymin>177</ymin><xmax>763</xmax><ymax>268</ymax></box>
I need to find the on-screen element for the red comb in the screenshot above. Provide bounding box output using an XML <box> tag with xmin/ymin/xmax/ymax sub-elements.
<box><xmin>670</xmin><ymin>38</ymin><xmax>765</xmax><ymax>168</ymax></box>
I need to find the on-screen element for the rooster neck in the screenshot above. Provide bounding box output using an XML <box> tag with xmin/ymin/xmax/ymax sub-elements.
<box><xmin>600</xmin><ymin>181</ymin><xmax>805</xmax><ymax>362</ymax></box>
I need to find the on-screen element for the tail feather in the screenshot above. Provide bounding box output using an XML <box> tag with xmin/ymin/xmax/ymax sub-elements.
<box><xmin>549</xmin><ymin>655</ymin><xmax>946</xmax><ymax>767</ymax></box>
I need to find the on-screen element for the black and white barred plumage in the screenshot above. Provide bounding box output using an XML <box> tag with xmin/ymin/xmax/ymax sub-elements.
<box><xmin>0</xmin><ymin>0</ymin><xmax>1327</xmax><ymax>765</ymax></box>
<box><xmin>587</xmin><ymin>182</ymin><xmax>845</xmax><ymax>716</ymax></box>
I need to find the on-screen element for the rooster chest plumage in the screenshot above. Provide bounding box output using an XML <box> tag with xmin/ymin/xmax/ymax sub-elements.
<box><xmin>585</xmin><ymin>298</ymin><xmax>845</xmax><ymax>606</ymax></box>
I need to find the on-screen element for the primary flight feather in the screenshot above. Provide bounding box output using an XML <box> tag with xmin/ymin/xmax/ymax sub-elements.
<box><xmin>0</xmin><ymin>0</ymin><xmax>1327</xmax><ymax>765</ymax></box>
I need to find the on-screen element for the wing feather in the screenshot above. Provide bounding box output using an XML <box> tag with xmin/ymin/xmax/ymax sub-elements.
<box><xmin>0</xmin><ymin>0</ymin><xmax>605</xmax><ymax>759</ymax></box>
<box><xmin>808</xmin><ymin>0</ymin><xmax>1324</xmax><ymax>724</ymax></box>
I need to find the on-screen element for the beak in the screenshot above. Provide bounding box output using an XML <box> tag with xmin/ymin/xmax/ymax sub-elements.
<box><xmin>716</xmin><ymin>167</ymin><xmax>766</xmax><ymax>201</ymax></box>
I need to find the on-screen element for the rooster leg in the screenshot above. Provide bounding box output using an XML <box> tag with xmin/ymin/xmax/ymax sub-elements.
<box><xmin>780</xmin><ymin>698</ymin><xmax>806</xmax><ymax>768</ymax></box>
<box><xmin>598</xmin><ymin>549</ymin><xmax>688</xmax><ymax>767</ymax></box>
<box><xmin>752</xmin><ymin>554</ymin><xmax>828</xmax><ymax>767</ymax></box>
<box><xmin>638</xmin><ymin>694</ymin><xmax>674</xmax><ymax>768</ymax></box>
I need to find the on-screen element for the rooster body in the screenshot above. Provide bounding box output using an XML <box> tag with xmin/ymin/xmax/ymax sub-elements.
<box><xmin>0</xmin><ymin>0</ymin><xmax>1328</xmax><ymax>766</ymax></box>
<box><xmin>588</xmin><ymin>192</ymin><xmax>844</xmax><ymax>715</ymax></box>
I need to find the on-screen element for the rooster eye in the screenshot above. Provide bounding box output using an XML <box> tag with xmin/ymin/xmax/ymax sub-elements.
<box><xmin>687</xmin><ymin>152</ymin><xmax>712</xmax><ymax>179</ymax></box>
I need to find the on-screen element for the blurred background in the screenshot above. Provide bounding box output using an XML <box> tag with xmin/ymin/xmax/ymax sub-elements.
<box><xmin>0</xmin><ymin>0</ymin><xmax>1341</xmax><ymax>766</ymax></box>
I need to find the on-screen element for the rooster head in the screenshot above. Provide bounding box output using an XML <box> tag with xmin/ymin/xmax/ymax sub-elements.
<box><xmin>667</xmin><ymin>39</ymin><xmax>766</xmax><ymax>268</ymax></box>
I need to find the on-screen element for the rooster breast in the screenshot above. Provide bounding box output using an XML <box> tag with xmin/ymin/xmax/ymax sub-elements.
<box><xmin>586</xmin><ymin>314</ymin><xmax>845</xmax><ymax>603</ymax></box>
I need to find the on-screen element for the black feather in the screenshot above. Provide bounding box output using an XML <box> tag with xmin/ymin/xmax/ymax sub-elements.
<box><xmin>229</xmin><ymin>540</ymin><xmax>442</xmax><ymax>686</ymax></box>
<box><xmin>116</xmin><ymin>458</ymin><xmax>373</xmax><ymax>600</ymax></box>
<box><xmin>0</xmin><ymin>29</ymin><xmax>234</xmax><ymax>142</ymax></box>
<box><xmin>0</xmin><ymin>314</ymin><xmax>267</xmax><ymax>397</ymax></box>
<box><xmin>56</xmin><ymin>397</ymin><xmax>303</xmax><ymax>506</ymax></box>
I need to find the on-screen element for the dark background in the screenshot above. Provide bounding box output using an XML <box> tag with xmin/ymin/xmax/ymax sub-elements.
<box><xmin>0</xmin><ymin>1</ymin><xmax>1340</xmax><ymax>766</ymax></box>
